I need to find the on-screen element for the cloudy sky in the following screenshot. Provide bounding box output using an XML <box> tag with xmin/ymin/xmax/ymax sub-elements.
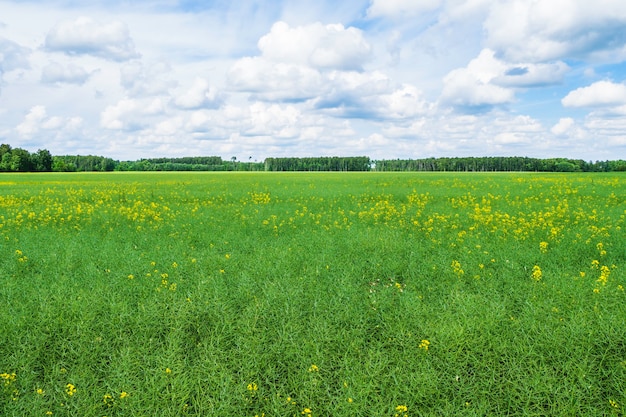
<box><xmin>1</xmin><ymin>0</ymin><xmax>626</xmax><ymax>161</ymax></box>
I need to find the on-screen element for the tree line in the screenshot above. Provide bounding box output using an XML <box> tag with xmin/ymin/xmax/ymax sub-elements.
<box><xmin>1</xmin><ymin>143</ymin><xmax>625</xmax><ymax>173</ymax></box>
<box><xmin>0</xmin><ymin>144</ymin><xmax>53</xmax><ymax>172</ymax></box>
<box><xmin>374</xmin><ymin>157</ymin><xmax>626</xmax><ymax>172</ymax></box>
<box><xmin>264</xmin><ymin>156</ymin><xmax>371</xmax><ymax>171</ymax></box>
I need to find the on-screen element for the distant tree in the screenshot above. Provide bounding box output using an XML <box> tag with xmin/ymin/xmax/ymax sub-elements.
<box><xmin>31</xmin><ymin>149</ymin><xmax>53</xmax><ymax>171</ymax></box>
<box><xmin>10</xmin><ymin>148</ymin><xmax>33</xmax><ymax>172</ymax></box>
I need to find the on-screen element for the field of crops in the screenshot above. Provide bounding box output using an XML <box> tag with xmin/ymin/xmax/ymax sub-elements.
<box><xmin>0</xmin><ymin>172</ymin><xmax>624</xmax><ymax>416</ymax></box>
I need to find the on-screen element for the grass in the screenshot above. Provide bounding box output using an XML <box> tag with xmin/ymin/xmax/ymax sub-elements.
<box><xmin>0</xmin><ymin>171</ymin><xmax>624</xmax><ymax>416</ymax></box>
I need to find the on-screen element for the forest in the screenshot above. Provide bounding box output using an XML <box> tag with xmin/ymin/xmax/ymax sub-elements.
<box><xmin>0</xmin><ymin>143</ymin><xmax>625</xmax><ymax>172</ymax></box>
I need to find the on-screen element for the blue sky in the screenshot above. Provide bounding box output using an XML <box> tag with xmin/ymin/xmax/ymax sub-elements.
<box><xmin>1</xmin><ymin>0</ymin><xmax>626</xmax><ymax>161</ymax></box>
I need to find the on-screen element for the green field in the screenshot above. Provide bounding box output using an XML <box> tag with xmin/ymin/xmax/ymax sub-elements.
<box><xmin>0</xmin><ymin>172</ymin><xmax>624</xmax><ymax>416</ymax></box>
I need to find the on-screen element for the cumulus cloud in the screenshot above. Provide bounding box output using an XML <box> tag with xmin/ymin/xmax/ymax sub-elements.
<box><xmin>551</xmin><ymin>117</ymin><xmax>575</xmax><ymax>136</ymax></box>
<box><xmin>562</xmin><ymin>81</ymin><xmax>626</xmax><ymax>108</ymax></box>
<box><xmin>494</xmin><ymin>61</ymin><xmax>569</xmax><ymax>88</ymax></box>
<box><xmin>258</xmin><ymin>21</ymin><xmax>371</xmax><ymax>71</ymax></box>
<box><xmin>100</xmin><ymin>98</ymin><xmax>165</xmax><ymax>131</ymax></box>
<box><xmin>315</xmin><ymin>72</ymin><xmax>431</xmax><ymax>120</ymax></box>
<box><xmin>228</xmin><ymin>57</ymin><xmax>324</xmax><ymax>101</ymax></box>
<box><xmin>174</xmin><ymin>78</ymin><xmax>222</xmax><ymax>110</ymax></box>
<box><xmin>484</xmin><ymin>0</ymin><xmax>626</xmax><ymax>62</ymax></box>
<box><xmin>441</xmin><ymin>49</ymin><xmax>569</xmax><ymax>110</ymax></box>
<box><xmin>441</xmin><ymin>49</ymin><xmax>514</xmax><ymax>109</ymax></box>
<box><xmin>45</xmin><ymin>16</ymin><xmax>140</xmax><ymax>61</ymax></box>
<box><xmin>15</xmin><ymin>105</ymin><xmax>83</xmax><ymax>137</ymax></box>
<box><xmin>366</xmin><ymin>0</ymin><xmax>442</xmax><ymax>18</ymax></box>
<box><xmin>41</xmin><ymin>61</ymin><xmax>91</xmax><ymax>85</ymax></box>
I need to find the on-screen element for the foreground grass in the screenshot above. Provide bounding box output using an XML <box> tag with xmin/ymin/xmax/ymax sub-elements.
<box><xmin>0</xmin><ymin>172</ymin><xmax>624</xmax><ymax>416</ymax></box>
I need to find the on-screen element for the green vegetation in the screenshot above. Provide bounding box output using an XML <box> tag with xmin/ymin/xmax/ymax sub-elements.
<box><xmin>3</xmin><ymin>143</ymin><xmax>626</xmax><ymax>172</ymax></box>
<box><xmin>0</xmin><ymin>172</ymin><xmax>624</xmax><ymax>416</ymax></box>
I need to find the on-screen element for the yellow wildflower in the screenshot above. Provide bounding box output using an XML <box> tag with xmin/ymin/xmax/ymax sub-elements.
<box><xmin>120</xmin><ymin>391</ymin><xmax>128</xmax><ymax>399</ymax></box>
<box><xmin>308</xmin><ymin>364</ymin><xmax>319</xmax><ymax>372</ymax></box>
<box><xmin>539</xmin><ymin>241</ymin><xmax>548</xmax><ymax>253</ymax></box>
<box><xmin>395</xmin><ymin>404</ymin><xmax>409</xmax><ymax>416</ymax></box>
<box><xmin>65</xmin><ymin>383</ymin><xmax>76</xmax><ymax>396</ymax></box>
<box><xmin>531</xmin><ymin>265</ymin><xmax>542</xmax><ymax>281</ymax></box>
<box><xmin>418</xmin><ymin>339</ymin><xmax>430</xmax><ymax>350</ymax></box>
<box><xmin>247</xmin><ymin>382</ymin><xmax>258</xmax><ymax>391</ymax></box>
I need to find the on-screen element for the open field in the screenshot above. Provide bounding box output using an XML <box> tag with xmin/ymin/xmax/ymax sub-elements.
<box><xmin>0</xmin><ymin>172</ymin><xmax>624</xmax><ymax>416</ymax></box>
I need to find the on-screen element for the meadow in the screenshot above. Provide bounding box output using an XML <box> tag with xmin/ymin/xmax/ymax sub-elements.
<box><xmin>0</xmin><ymin>171</ymin><xmax>624</xmax><ymax>416</ymax></box>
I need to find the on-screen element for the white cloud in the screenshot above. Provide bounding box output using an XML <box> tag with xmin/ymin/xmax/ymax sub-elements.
<box><xmin>441</xmin><ymin>49</ymin><xmax>514</xmax><ymax>108</ymax></box>
<box><xmin>174</xmin><ymin>78</ymin><xmax>222</xmax><ymax>110</ymax></box>
<box><xmin>366</xmin><ymin>0</ymin><xmax>442</xmax><ymax>18</ymax></box>
<box><xmin>258</xmin><ymin>21</ymin><xmax>371</xmax><ymax>70</ymax></box>
<box><xmin>484</xmin><ymin>0</ymin><xmax>626</xmax><ymax>62</ymax></box>
<box><xmin>228</xmin><ymin>57</ymin><xmax>324</xmax><ymax>101</ymax></box>
<box><xmin>15</xmin><ymin>105</ymin><xmax>47</xmax><ymax>136</ymax></box>
<box><xmin>45</xmin><ymin>16</ymin><xmax>140</xmax><ymax>61</ymax></box>
<box><xmin>41</xmin><ymin>61</ymin><xmax>90</xmax><ymax>85</ymax></box>
<box><xmin>441</xmin><ymin>49</ymin><xmax>570</xmax><ymax>110</ymax></box>
<box><xmin>100</xmin><ymin>98</ymin><xmax>165</xmax><ymax>131</ymax></box>
<box><xmin>551</xmin><ymin>117</ymin><xmax>575</xmax><ymax>136</ymax></box>
<box><xmin>15</xmin><ymin>105</ymin><xmax>83</xmax><ymax>138</ymax></box>
<box><xmin>120</xmin><ymin>60</ymin><xmax>177</xmax><ymax>97</ymax></box>
<box><xmin>494</xmin><ymin>61</ymin><xmax>569</xmax><ymax>88</ymax></box>
<box><xmin>0</xmin><ymin>37</ymin><xmax>30</xmax><ymax>72</ymax></box>
<box><xmin>562</xmin><ymin>81</ymin><xmax>626</xmax><ymax>108</ymax></box>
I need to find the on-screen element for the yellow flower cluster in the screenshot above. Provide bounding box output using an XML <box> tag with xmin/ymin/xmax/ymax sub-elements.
<box><xmin>395</xmin><ymin>404</ymin><xmax>409</xmax><ymax>417</ymax></box>
<box><xmin>1</xmin><ymin>372</ymin><xmax>16</xmax><ymax>387</ymax></box>
<box><xmin>531</xmin><ymin>265</ymin><xmax>542</xmax><ymax>281</ymax></box>
<box><xmin>65</xmin><ymin>383</ymin><xmax>76</xmax><ymax>396</ymax></box>
<box><xmin>418</xmin><ymin>340</ymin><xmax>430</xmax><ymax>351</ymax></box>
<box><xmin>451</xmin><ymin>260</ymin><xmax>464</xmax><ymax>277</ymax></box>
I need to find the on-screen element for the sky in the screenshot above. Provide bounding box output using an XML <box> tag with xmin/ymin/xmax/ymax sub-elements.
<box><xmin>1</xmin><ymin>0</ymin><xmax>626</xmax><ymax>161</ymax></box>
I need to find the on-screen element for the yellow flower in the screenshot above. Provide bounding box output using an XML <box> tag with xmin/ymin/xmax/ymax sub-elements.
<box><xmin>247</xmin><ymin>382</ymin><xmax>258</xmax><ymax>391</ymax></box>
<box><xmin>127</xmin><ymin>274</ymin><xmax>134</xmax><ymax>280</ymax></box>
<box><xmin>308</xmin><ymin>364</ymin><xmax>319</xmax><ymax>372</ymax></box>
<box><xmin>531</xmin><ymin>265</ymin><xmax>542</xmax><ymax>281</ymax></box>
<box><xmin>539</xmin><ymin>241</ymin><xmax>548</xmax><ymax>253</ymax></box>
<box><xmin>36</xmin><ymin>388</ymin><xmax>44</xmax><ymax>395</ymax></box>
<box><xmin>451</xmin><ymin>260</ymin><xmax>464</xmax><ymax>276</ymax></box>
<box><xmin>65</xmin><ymin>383</ymin><xmax>76</xmax><ymax>396</ymax></box>
<box><xmin>165</xmin><ymin>368</ymin><xmax>172</xmax><ymax>375</ymax></box>
<box><xmin>172</xmin><ymin>262</ymin><xmax>178</xmax><ymax>268</ymax></box>
<box><xmin>225</xmin><ymin>254</ymin><xmax>231</xmax><ymax>259</ymax></box>
<box><xmin>120</xmin><ymin>391</ymin><xmax>128</xmax><ymax>399</ymax></box>
<box><xmin>347</xmin><ymin>397</ymin><xmax>353</xmax><ymax>403</ymax></box>
<box><xmin>418</xmin><ymin>339</ymin><xmax>430</xmax><ymax>350</ymax></box>
<box><xmin>301</xmin><ymin>408</ymin><xmax>312</xmax><ymax>416</ymax></box>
